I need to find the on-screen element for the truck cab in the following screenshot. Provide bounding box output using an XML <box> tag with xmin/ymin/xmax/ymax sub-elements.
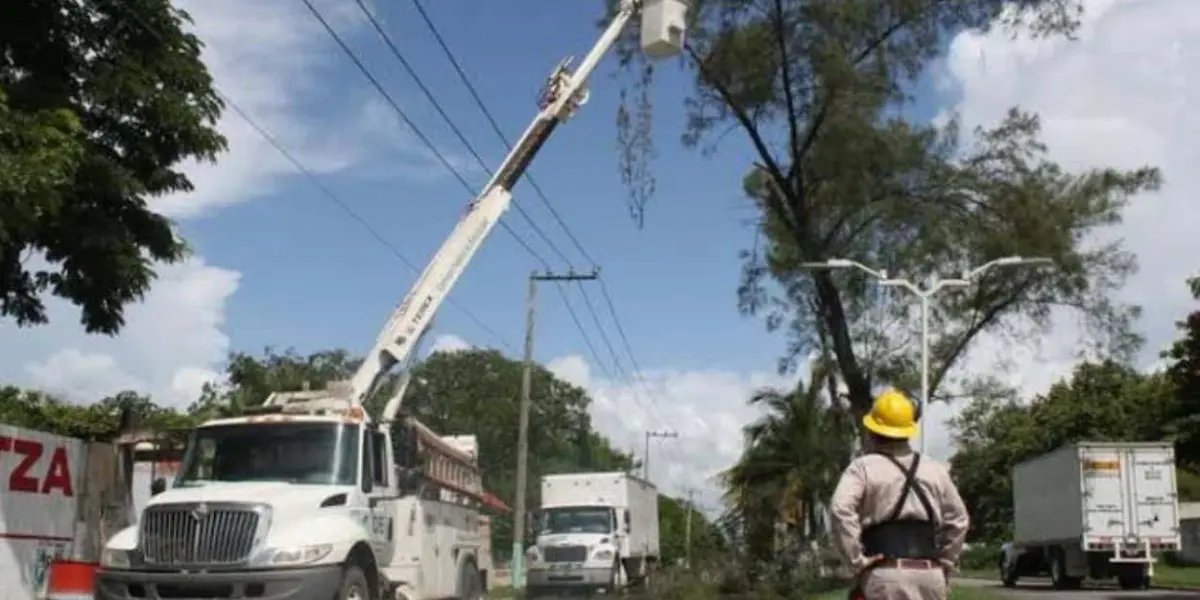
<box><xmin>96</xmin><ymin>397</ymin><xmax>486</xmax><ymax>600</ymax></box>
<box><xmin>525</xmin><ymin>472</ymin><xmax>659</xmax><ymax>597</ymax></box>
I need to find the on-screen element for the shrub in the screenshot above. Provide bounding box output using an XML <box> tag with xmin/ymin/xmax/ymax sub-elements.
<box><xmin>958</xmin><ymin>544</ymin><xmax>1001</xmax><ymax>571</ymax></box>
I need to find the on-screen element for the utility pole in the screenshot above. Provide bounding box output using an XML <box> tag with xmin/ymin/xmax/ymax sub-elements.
<box><xmin>512</xmin><ymin>268</ymin><xmax>599</xmax><ymax>590</ymax></box>
<box><xmin>685</xmin><ymin>487</ymin><xmax>695</xmax><ymax>568</ymax></box>
<box><xmin>643</xmin><ymin>429</ymin><xmax>678</xmax><ymax>480</ymax></box>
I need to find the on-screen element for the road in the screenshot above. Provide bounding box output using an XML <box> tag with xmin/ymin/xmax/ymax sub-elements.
<box><xmin>956</xmin><ymin>578</ymin><xmax>1200</xmax><ymax>600</ymax></box>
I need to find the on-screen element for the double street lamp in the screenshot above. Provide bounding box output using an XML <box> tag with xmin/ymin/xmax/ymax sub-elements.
<box><xmin>800</xmin><ymin>256</ymin><xmax>1053</xmax><ymax>455</ymax></box>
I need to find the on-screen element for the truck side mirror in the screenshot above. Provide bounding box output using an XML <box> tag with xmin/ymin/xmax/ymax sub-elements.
<box><xmin>151</xmin><ymin>478</ymin><xmax>166</xmax><ymax>496</ymax></box>
<box><xmin>623</xmin><ymin>510</ymin><xmax>631</xmax><ymax>533</ymax></box>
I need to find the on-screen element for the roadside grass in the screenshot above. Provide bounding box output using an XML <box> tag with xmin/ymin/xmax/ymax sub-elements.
<box><xmin>950</xmin><ymin>563</ymin><xmax>1200</xmax><ymax>590</ymax></box>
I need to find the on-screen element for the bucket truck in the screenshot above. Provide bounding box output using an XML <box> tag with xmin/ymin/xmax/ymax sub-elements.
<box><xmin>93</xmin><ymin>2</ymin><xmax>687</xmax><ymax>600</ymax></box>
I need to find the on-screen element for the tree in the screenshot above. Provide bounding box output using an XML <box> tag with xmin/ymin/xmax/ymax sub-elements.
<box><xmin>1</xmin><ymin>0</ymin><xmax>226</xmax><ymax>334</ymax></box>
<box><xmin>1164</xmin><ymin>275</ymin><xmax>1200</xmax><ymax>468</ymax></box>
<box><xmin>0</xmin><ymin>386</ymin><xmax>194</xmax><ymax>438</ymax></box>
<box><xmin>720</xmin><ymin>359</ymin><xmax>854</xmax><ymax>569</ymax></box>
<box><xmin>608</xmin><ymin>0</ymin><xmax>1158</xmax><ymax>415</ymax></box>
<box><xmin>196</xmin><ymin>347</ymin><xmax>637</xmax><ymax>555</ymax></box>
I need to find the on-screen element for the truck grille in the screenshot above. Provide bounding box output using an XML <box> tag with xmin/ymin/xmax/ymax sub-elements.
<box><xmin>140</xmin><ymin>503</ymin><xmax>264</xmax><ymax>566</ymax></box>
<box><xmin>543</xmin><ymin>545</ymin><xmax>588</xmax><ymax>562</ymax></box>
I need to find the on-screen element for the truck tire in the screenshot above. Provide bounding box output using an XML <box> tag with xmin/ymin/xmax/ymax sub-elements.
<box><xmin>338</xmin><ymin>565</ymin><xmax>370</xmax><ymax>600</ymax></box>
<box><xmin>999</xmin><ymin>557</ymin><xmax>1018</xmax><ymax>588</ymax></box>
<box><xmin>457</xmin><ymin>561</ymin><xmax>482</xmax><ymax>600</ymax></box>
<box><xmin>1117</xmin><ymin>566</ymin><xmax>1149</xmax><ymax>590</ymax></box>
<box><xmin>1049</xmin><ymin>552</ymin><xmax>1081</xmax><ymax>590</ymax></box>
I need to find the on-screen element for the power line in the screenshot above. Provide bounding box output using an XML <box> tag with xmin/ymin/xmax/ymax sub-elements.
<box><xmin>299</xmin><ymin>0</ymin><xmax>553</xmax><ymax>269</ymax></box>
<box><xmin>408</xmin><ymin>0</ymin><xmax>597</xmax><ymax>268</ymax></box>
<box><xmin>115</xmin><ymin>8</ymin><xmax>516</xmax><ymax>353</ymax></box>
<box><xmin>350</xmin><ymin>0</ymin><xmax>573</xmax><ymax>267</ymax></box>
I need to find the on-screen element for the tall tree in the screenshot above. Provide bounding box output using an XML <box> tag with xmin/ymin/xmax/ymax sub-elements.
<box><xmin>195</xmin><ymin>347</ymin><xmax>636</xmax><ymax>554</ymax></box>
<box><xmin>608</xmin><ymin>0</ymin><xmax>1157</xmax><ymax>415</ymax></box>
<box><xmin>1</xmin><ymin>0</ymin><xmax>226</xmax><ymax>334</ymax></box>
<box><xmin>1164</xmin><ymin>275</ymin><xmax>1200</xmax><ymax>469</ymax></box>
<box><xmin>720</xmin><ymin>359</ymin><xmax>854</xmax><ymax>568</ymax></box>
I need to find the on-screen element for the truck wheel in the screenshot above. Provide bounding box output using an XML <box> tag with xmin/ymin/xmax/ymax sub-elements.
<box><xmin>1000</xmin><ymin>558</ymin><xmax>1018</xmax><ymax>587</ymax></box>
<box><xmin>458</xmin><ymin>562</ymin><xmax>482</xmax><ymax>600</ymax></box>
<box><xmin>1049</xmin><ymin>553</ymin><xmax>1082</xmax><ymax>590</ymax></box>
<box><xmin>338</xmin><ymin>565</ymin><xmax>370</xmax><ymax>600</ymax></box>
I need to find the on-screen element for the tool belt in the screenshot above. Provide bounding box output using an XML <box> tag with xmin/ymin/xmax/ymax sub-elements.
<box><xmin>859</xmin><ymin>452</ymin><xmax>939</xmax><ymax>560</ymax></box>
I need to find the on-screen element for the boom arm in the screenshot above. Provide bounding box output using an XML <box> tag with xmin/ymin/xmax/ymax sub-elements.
<box><xmin>346</xmin><ymin>1</ymin><xmax>645</xmax><ymax>421</ymax></box>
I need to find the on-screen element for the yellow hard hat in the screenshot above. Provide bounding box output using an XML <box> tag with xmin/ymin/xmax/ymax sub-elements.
<box><xmin>862</xmin><ymin>389</ymin><xmax>918</xmax><ymax>439</ymax></box>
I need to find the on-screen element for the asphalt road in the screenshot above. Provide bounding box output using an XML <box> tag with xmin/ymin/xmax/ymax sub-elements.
<box><xmin>955</xmin><ymin>578</ymin><xmax>1200</xmax><ymax>600</ymax></box>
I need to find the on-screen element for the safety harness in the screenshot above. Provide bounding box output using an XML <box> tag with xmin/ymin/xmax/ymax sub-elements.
<box><xmin>859</xmin><ymin>452</ymin><xmax>939</xmax><ymax>560</ymax></box>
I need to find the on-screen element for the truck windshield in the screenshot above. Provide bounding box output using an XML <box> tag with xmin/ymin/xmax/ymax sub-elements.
<box><xmin>539</xmin><ymin>507</ymin><xmax>614</xmax><ymax>534</ymax></box>
<box><xmin>175</xmin><ymin>422</ymin><xmax>359</xmax><ymax>486</ymax></box>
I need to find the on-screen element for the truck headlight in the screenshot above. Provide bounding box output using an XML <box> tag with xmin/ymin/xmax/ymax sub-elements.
<box><xmin>266</xmin><ymin>544</ymin><xmax>333</xmax><ymax>565</ymax></box>
<box><xmin>100</xmin><ymin>549</ymin><xmax>132</xmax><ymax>569</ymax></box>
<box><xmin>593</xmin><ymin>549</ymin><xmax>614</xmax><ymax>561</ymax></box>
<box><xmin>525</xmin><ymin>548</ymin><xmax>539</xmax><ymax>563</ymax></box>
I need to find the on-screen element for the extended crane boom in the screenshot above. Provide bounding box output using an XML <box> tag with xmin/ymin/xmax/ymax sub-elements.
<box><xmin>263</xmin><ymin>0</ymin><xmax>686</xmax><ymax>427</ymax></box>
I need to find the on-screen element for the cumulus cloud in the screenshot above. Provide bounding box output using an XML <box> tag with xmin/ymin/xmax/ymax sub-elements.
<box><xmin>429</xmin><ymin>333</ymin><xmax>473</xmax><ymax>354</ymax></box>
<box><xmin>545</xmin><ymin>354</ymin><xmax>791</xmax><ymax>513</ymax></box>
<box><xmin>2</xmin><ymin>0</ymin><xmax>391</xmax><ymax>407</ymax></box>
<box><xmin>920</xmin><ymin>0</ymin><xmax>1200</xmax><ymax>460</ymax></box>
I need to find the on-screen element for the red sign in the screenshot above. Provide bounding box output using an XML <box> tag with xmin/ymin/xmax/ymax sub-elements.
<box><xmin>0</xmin><ymin>435</ymin><xmax>74</xmax><ymax>496</ymax></box>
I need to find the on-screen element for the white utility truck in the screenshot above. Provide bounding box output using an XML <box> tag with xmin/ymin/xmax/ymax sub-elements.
<box><xmin>93</xmin><ymin>2</ymin><xmax>686</xmax><ymax>600</ymax></box>
<box><xmin>999</xmin><ymin>441</ymin><xmax>1181</xmax><ymax>590</ymax></box>
<box><xmin>525</xmin><ymin>472</ymin><xmax>660</xmax><ymax>596</ymax></box>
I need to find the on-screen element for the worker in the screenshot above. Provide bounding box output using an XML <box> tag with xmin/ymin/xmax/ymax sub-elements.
<box><xmin>830</xmin><ymin>389</ymin><xmax>970</xmax><ymax>600</ymax></box>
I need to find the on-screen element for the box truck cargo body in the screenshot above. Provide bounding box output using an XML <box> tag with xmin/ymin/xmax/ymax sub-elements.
<box><xmin>1000</xmin><ymin>441</ymin><xmax>1180</xmax><ymax>590</ymax></box>
<box><xmin>525</xmin><ymin>472</ymin><xmax>660</xmax><ymax>596</ymax></box>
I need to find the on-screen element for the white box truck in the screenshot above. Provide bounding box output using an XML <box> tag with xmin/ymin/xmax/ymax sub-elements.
<box><xmin>525</xmin><ymin>472</ymin><xmax>660</xmax><ymax>596</ymax></box>
<box><xmin>999</xmin><ymin>441</ymin><xmax>1181</xmax><ymax>590</ymax></box>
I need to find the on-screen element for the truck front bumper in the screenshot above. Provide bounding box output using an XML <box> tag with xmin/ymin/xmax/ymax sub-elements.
<box><xmin>527</xmin><ymin>566</ymin><xmax>613</xmax><ymax>592</ymax></box>
<box><xmin>94</xmin><ymin>565</ymin><xmax>342</xmax><ymax>600</ymax></box>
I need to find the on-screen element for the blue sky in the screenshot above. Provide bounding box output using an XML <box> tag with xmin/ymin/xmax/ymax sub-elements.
<box><xmin>178</xmin><ymin>0</ymin><xmax>949</xmax><ymax>376</ymax></box>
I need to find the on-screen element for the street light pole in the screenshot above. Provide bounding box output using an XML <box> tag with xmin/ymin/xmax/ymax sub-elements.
<box><xmin>800</xmin><ymin>256</ymin><xmax>1052</xmax><ymax>455</ymax></box>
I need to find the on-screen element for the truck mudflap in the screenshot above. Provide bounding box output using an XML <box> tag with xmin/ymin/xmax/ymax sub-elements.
<box><xmin>93</xmin><ymin>565</ymin><xmax>343</xmax><ymax>600</ymax></box>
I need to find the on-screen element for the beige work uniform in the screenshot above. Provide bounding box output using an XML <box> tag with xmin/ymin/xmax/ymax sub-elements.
<box><xmin>830</xmin><ymin>445</ymin><xmax>970</xmax><ymax>600</ymax></box>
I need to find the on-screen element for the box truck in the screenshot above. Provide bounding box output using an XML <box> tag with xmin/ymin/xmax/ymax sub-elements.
<box><xmin>525</xmin><ymin>472</ymin><xmax>660</xmax><ymax>596</ymax></box>
<box><xmin>999</xmin><ymin>441</ymin><xmax>1181</xmax><ymax>590</ymax></box>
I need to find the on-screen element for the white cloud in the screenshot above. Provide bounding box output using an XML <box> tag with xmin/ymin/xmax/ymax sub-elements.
<box><xmin>2</xmin><ymin>0</ymin><xmax>387</xmax><ymax>407</ymax></box>
<box><xmin>921</xmin><ymin>0</ymin><xmax>1200</xmax><ymax>460</ymax></box>
<box><xmin>546</xmin><ymin>353</ymin><xmax>791</xmax><ymax>514</ymax></box>
<box><xmin>429</xmin><ymin>333</ymin><xmax>473</xmax><ymax>354</ymax></box>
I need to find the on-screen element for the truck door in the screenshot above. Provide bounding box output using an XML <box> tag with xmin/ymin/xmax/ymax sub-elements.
<box><xmin>1126</xmin><ymin>446</ymin><xmax>1180</xmax><ymax>550</ymax></box>
<box><xmin>1081</xmin><ymin>446</ymin><xmax>1128</xmax><ymax>543</ymax></box>
<box><xmin>364</xmin><ymin>430</ymin><xmax>396</xmax><ymax>564</ymax></box>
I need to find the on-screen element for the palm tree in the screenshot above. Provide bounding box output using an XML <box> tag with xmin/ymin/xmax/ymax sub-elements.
<box><xmin>719</xmin><ymin>358</ymin><xmax>856</xmax><ymax>570</ymax></box>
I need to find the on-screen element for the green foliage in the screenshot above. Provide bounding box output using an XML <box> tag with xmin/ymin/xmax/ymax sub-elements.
<box><xmin>951</xmin><ymin>276</ymin><xmax>1200</xmax><ymax>542</ymax></box>
<box><xmin>1</xmin><ymin>0</ymin><xmax>226</xmax><ymax>334</ymax></box>
<box><xmin>0</xmin><ymin>386</ymin><xmax>194</xmax><ymax>438</ymax></box>
<box><xmin>609</xmin><ymin>0</ymin><xmax>1156</xmax><ymax>415</ymax></box>
<box><xmin>720</xmin><ymin>359</ymin><xmax>854</xmax><ymax>569</ymax></box>
<box><xmin>658</xmin><ymin>495</ymin><xmax>725</xmax><ymax>566</ymax></box>
<box><xmin>959</xmin><ymin>543</ymin><xmax>1001</xmax><ymax>571</ymax></box>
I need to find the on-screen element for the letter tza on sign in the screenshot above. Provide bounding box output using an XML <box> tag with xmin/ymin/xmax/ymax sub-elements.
<box><xmin>0</xmin><ymin>435</ymin><xmax>75</xmax><ymax>496</ymax></box>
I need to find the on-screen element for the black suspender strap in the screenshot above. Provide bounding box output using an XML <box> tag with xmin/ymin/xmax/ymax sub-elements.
<box><xmin>874</xmin><ymin>452</ymin><xmax>937</xmax><ymax>523</ymax></box>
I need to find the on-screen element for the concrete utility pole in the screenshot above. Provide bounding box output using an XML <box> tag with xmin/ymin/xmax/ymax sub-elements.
<box><xmin>512</xmin><ymin>268</ymin><xmax>599</xmax><ymax>590</ymax></box>
<box><xmin>799</xmin><ymin>256</ymin><xmax>1052</xmax><ymax>454</ymax></box>
<box><xmin>643</xmin><ymin>429</ymin><xmax>678</xmax><ymax>480</ymax></box>
<box><xmin>685</xmin><ymin>487</ymin><xmax>695</xmax><ymax>568</ymax></box>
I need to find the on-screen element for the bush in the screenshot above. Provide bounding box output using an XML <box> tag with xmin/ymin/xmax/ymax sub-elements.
<box><xmin>958</xmin><ymin>544</ymin><xmax>1001</xmax><ymax>571</ymax></box>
